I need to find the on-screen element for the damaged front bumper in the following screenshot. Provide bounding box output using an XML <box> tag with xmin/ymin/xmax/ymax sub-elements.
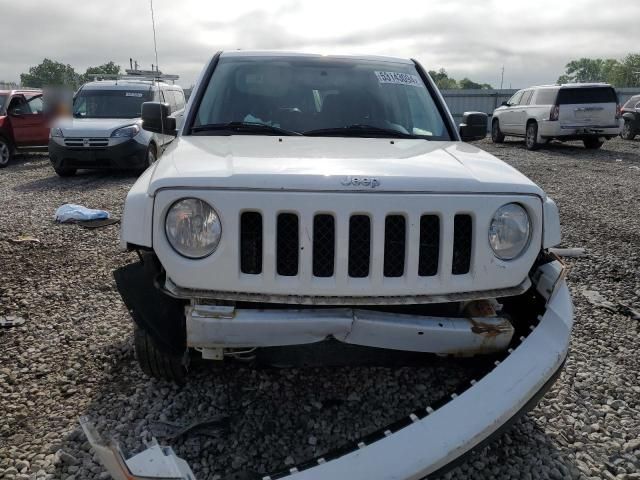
<box><xmin>102</xmin><ymin>259</ymin><xmax>572</xmax><ymax>480</ymax></box>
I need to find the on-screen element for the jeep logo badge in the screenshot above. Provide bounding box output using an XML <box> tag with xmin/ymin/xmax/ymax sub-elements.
<box><xmin>83</xmin><ymin>138</ymin><xmax>90</xmax><ymax>147</ymax></box>
<box><xmin>340</xmin><ymin>176</ymin><xmax>380</xmax><ymax>188</ymax></box>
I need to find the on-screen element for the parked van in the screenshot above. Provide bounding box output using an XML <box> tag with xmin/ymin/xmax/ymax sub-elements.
<box><xmin>491</xmin><ymin>83</ymin><xmax>621</xmax><ymax>150</ymax></box>
<box><xmin>48</xmin><ymin>76</ymin><xmax>185</xmax><ymax>176</ymax></box>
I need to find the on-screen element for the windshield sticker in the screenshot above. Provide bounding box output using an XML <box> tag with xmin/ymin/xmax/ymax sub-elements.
<box><xmin>375</xmin><ymin>71</ymin><xmax>423</xmax><ymax>87</ymax></box>
<box><xmin>125</xmin><ymin>92</ymin><xmax>144</xmax><ymax>97</ymax></box>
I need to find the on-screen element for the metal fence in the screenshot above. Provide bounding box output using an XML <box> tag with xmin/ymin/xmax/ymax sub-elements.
<box><xmin>442</xmin><ymin>88</ymin><xmax>640</xmax><ymax>130</ymax></box>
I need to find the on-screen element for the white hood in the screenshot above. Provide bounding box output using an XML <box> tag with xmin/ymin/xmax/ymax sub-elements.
<box><xmin>148</xmin><ymin>136</ymin><xmax>543</xmax><ymax>196</ymax></box>
<box><xmin>54</xmin><ymin>117</ymin><xmax>141</xmax><ymax>137</ymax></box>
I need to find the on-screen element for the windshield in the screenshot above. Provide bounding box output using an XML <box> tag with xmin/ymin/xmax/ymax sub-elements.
<box><xmin>193</xmin><ymin>56</ymin><xmax>450</xmax><ymax>139</ymax></box>
<box><xmin>73</xmin><ymin>89</ymin><xmax>152</xmax><ymax>118</ymax></box>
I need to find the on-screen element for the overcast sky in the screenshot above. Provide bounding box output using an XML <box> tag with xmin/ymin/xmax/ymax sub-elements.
<box><xmin>2</xmin><ymin>0</ymin><xmax>638</xmax><ymax>88</ymax></box>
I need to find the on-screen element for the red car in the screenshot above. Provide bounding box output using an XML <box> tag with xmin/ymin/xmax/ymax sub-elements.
<box><xmin>0</xmin><ymin>89</ymin><xmax>50</xmax><ymax>168</ymax></box>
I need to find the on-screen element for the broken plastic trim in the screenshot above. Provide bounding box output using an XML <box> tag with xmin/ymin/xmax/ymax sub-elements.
<box><xmin>80</xmin><ymin>416</ymin><xmax>195</xmax><ymax>480</ymax></box>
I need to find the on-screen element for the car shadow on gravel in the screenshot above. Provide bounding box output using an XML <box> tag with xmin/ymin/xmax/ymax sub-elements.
<box><xmin>13</xmin><ymin>169</ymin><xmax>139</xmax><ymax>193</ymax></box>
<box><xmin>493</xmin><ymin>138</ymin><xmax>640</xmax><ymax>163</ymax></box>
<box><xmin>54</xmin><ymin>337</ymin><xmax>583</xmax><ymax>480</ymax></box>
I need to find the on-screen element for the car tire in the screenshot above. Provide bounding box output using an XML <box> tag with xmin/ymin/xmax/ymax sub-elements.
<box><xmin>146</xmin><ymin>143</ymin><xmax>157</xmax><ymax>167</ymax></box>
<box><xmin>525</xmin><ymin>122</ymin><xmax>540</xmax><ymax>150</ymax></box>
<box><xmin>0</xmin><ymin>137</ymin><xmax>14</xmax><ymax>168</ymax></box>
<box><xmin>134</xmin><ymin>324</ymin><xmax>187</xmax><ymax>384</ymax></box>
<box><xmin>621</xmin><ymin>121</ymin><xmax>637</xmax><ymax>140</ymax></box>
<box><xmin>53</xmin><ymin>165</ymin><xmax>77</xmax><ymax>177</ymax></box>
<box><xmin>491</xmin><ymin>120</ymin><xmax>505</xmax><ymax>143</ymax></box>
<box><xmin>583</xmin><ymin>138</ymin><xmax>604</xmax><ymax>150</ymax></box>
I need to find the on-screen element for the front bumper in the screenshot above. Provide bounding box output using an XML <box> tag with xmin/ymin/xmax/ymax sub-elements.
<box><xmin>110</xmin><ymin>255</ymin><xmax>573</xmax><ymax>480</ymax></box>
<box><xmin>48</xmin><ymin>137</ymin><xmax>148</xmax><ymax>170</ymax></box>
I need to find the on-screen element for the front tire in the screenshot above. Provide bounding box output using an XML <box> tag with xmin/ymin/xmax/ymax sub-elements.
<box><xmin>491</xmin><ymin>120</ymin><xmax>505</xmax><ymax>143</ymax></box>
<box><xmin>134</xmin><ymin>324</ymin><xmax>188</xmax><ymax>384</ymax></box>
<box><xmin>621</xmin><ymin>121</ymin><xmax>637</xmax><ymax>140</ymax></box>
<box><xmin>525</xmin><ymin>122</ymin><xmax>540</xmax><ymax>150</ymax></box>
<box><xmin>0</xmin><ymin>137</ymin><xmax>13</xmax><ymax>168</ymax></box>
<box><xmin>583</xmin><ymin>137</ymin><xmax>604</xmax><ymax>149</ymax></box>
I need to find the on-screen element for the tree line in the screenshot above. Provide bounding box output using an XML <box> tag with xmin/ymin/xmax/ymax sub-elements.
<box><xmin>557</xmin><ymin>54</ymin><xmax>640</xmax><ymax>87</ymax></box>
<box><xmin>18</xmin><ymin>59</ymin><xmax>122</xmax><ymax>90</ymax></box>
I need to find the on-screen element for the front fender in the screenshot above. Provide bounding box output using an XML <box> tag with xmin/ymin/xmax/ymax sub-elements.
<box><xmin>120</xmin><ymin>166</ymin><xmax>155</xmax><ymax>250</ymax></box>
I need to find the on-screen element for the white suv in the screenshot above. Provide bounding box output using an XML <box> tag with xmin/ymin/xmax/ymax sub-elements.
<box><xmin>112</xmin><ymin>51</ymin><xmax>573</xmax><ymax>480</ymax></box>
<box><xmin>491</xmin><ymin>83</ymin><xmax>621</xmax><ymax>150</ymax></box>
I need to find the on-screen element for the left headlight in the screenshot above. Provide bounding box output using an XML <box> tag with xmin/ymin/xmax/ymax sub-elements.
<box><xmin>488</xmin><ymin>203</ymin><xmax>531</xmax><ymax>260</ymax></box>
<box><xmin>111</xmin><ymin>124</ymin><xmax>140</xmax><ymax>138</ymax></box>
<box><xmin>165</xmin><ymin>198</ymin><xmax>222</xmax><ymax>259</ymax></box>
<box><xmin>50</xmin><ymin>127</ymin><xmax>64</xmax><ymax>138</ymax></box>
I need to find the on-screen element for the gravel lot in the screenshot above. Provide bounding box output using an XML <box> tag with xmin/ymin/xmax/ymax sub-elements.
<box><xmin>1</xmin><ymin>137</ymin><xmax>639</xmax><ymax>480</ymax></box>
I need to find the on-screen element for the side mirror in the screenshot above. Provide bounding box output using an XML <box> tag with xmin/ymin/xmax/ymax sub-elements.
<box><xmin>501</xmin><ymin>101</ymin><xmax>509</xmax><ymax>107</ymax></box>
<box><xmin>459</xmin><ymin>111</ymin><xmax>488</xmax><ymax>142</ymax></box>
<box><xmin>141</xmin><ymin>102</ymin><xmax>177</xmax><ymax>135</ymax></box>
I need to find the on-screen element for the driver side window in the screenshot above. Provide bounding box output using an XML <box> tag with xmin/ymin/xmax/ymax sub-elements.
<box><xmin>508</xmin><ymin>91</ymin><xmax>524</xmax><ymax>106</ymax></box>
<box><xmin>8</xmin><ymin>96</ymin><xmax>29</xmax><ymax>115</ymax></box>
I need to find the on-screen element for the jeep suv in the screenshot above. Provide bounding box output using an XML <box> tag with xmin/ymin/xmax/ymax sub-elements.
<box><xmin>48</xmin><ymin>78</ymin><xmax>185</xmax><ymax>176</ymax></box>
<box><xmin>0</xmin><ymin>89</ymin><xmax>49</xmax><ymax>167</ymax></box>
<box><xmin>491</xmin><ymin>83</ymin><xmax>621</xmax><ymax>150</ymax></box>
<box><xmin>112</xmin><ymin>52</ymin><xmax>573</xmax><ymax>479</ymax></box>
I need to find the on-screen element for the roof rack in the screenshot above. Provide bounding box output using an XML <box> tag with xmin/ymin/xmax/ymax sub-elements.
<box><xmin>90</xmin><ymin>69</ymin><xmax>179</xmax><ymax>84</ymax></box>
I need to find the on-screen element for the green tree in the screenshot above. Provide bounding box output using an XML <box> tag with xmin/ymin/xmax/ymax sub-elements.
<box><xmin>557</xmin><ymin>58</ymin><xmax>612</xmax><ymax>83</ymax></box>
<box><xmin>558</xmin><ymin>54</ymin><xmax>640</xmax><ymax>87</ymax></box>
<box><xmin>81</xmin><ymin>61</ymin><xmax>121</xmax><ymax>83</ymax></box>
<box><xmin>428</xmin><ymin>68</ymin><xmax>459</xmax><ymax>89</ymax></box>
<box><xmin>20</xmin><ymin>58</ymin><xmax>80</xmax><ymax>89</ymax></box>
<box><xmin>459</xmin><ymin>78</ymin><xmax>493</xmax><ymax>89</ymax></box>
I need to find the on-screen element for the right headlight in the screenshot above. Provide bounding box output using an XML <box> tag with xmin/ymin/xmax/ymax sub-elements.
<box><xmin>165</xmin><ymin>198</ymin><xmax>222</xmax><ymax>259</ymax></box>
<box><xmin>488</xmin><ymin>203</ymin><xmax>531</xmax><ymax>260</ymax></box>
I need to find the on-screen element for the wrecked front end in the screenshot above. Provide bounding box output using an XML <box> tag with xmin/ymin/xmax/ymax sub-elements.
<box><xmin>108</xmin><ymin>250</ymin><xmax>572</xmax><ymax>479</ymax></box>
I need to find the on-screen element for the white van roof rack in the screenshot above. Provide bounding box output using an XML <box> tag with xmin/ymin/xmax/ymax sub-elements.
<box><xmin>91</xmin><ymin>69</ymin><xmax>179</xmax><ymax>84</ymax></box>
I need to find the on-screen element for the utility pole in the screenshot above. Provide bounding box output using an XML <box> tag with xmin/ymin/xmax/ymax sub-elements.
<box><xmin>500</xmin><ymin>65</ymin><xmax>504</xmax><ymax>90</ymax></box>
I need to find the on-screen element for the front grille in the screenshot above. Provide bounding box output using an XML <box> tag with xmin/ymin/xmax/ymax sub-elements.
<box><xmin>276</xmin><ymin>213</ymin><xmax>299</xmax><ymax>276</ymax></box>
<box><xmin>383</xmin><ymin>215</ymin><xmax>406</xmax><ymax>277</ymax></box>
<box><xmin>240</xmin><ymin>212</ymin><xmax>262</xmax><ymax>274</ymax></box>
<box><xmin>237</xmin><ymin>210</ymin><xmax>474</xmax><ymax>280</ymax></box>
<box><xmin>348</xmin><ymin>215</ymin><xmax>371</xmax><ymax>278</ymax></box>
<box><xmin>63</xmin><ymin>138</ymin><xmax>109</xmax><ymax>148</ymax></box>
<box><xmin>313</xmin><ymin>215</ymin><xmax>335</xmax><ymax>277</ymax></box>
<box><xmin>452</xmin><ymin>214</ymin><xmax>472</xmax><ymax>275</ymax></box>
<box><xmin>418</xmin><ymin>215</ymin><xmax>440</xmax><ymax>276</ymax></box>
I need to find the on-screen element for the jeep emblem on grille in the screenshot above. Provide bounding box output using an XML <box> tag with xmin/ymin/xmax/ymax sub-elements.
<box><xmin>340</xmin><ymin>176</ymin><xmax>380</xmax><ymax>188</ymax></box>
<box><xmin>83</xmin><ymin>138</ymin><xmax>90</xmax><ymax>147</ymax></box>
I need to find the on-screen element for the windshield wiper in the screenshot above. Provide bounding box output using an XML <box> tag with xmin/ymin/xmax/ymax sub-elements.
<box><xmin>303</xmin><ymin>124</ymin><xmax>421</xmax><ymax>139</ymax></box>
<box><xmin>191</xmin><ymin>121</ymin><xmax>302</xmax><ymax>136</ymax></box>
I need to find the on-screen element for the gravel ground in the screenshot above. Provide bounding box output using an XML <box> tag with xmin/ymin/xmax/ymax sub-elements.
<box><xmin>1</xmin><ymin>137</ymin><xmax>639</xmax><ymax>480</ymax></box>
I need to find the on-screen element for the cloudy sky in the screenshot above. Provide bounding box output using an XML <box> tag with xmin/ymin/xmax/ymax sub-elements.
<box><xmin>2</xmin><ymin>0</ymin><xmax>638</xmax><ymax>88</ymax></box>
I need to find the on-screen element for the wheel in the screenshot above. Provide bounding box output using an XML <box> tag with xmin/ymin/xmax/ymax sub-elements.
<box><xmin>0</xmin><ymin>137</ymin><xmax>13</xmax><ymax>168</ymax></box>
<box><xmin>583</xmin><ymin>138</ymin><xmax>603</xmax><ymax>149</ymax></box>
<box><xmin>146</xmin><ymin>143</ymin><xmax>157</xmax><ymax>168</ymax></box>
<box><xmin>491</xmin><ymin>119</ymin><xmax>505</xmax><ymax>143</ymax></box>
<box><xmin>525</xmin><ymin>122</ymin><xmax>540</xmax><ymax>150</ymax></box>
<box><xmin>53</xmin><ymin>165</ymin><xmax>77</xmax><ymax>177</ymax></box>
<box><xmin>621</xmin><ymin>121</ymin><xmax>637</xmax><ymax>140</ymax></box>
<box><xmin>134</xmin><ymin>324</ymin><xmax>187</xmax><ymax>384</ymax></box>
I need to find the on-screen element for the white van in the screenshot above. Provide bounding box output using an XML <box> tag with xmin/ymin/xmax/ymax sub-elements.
<box><xmin>49</xmin><ymin>77</ymin><xmax>185</xmax><ymax>176</ymax></box>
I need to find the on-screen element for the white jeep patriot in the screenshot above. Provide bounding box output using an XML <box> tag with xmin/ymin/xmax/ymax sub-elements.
<box><xmin>114</xmin><ymin>51</ymin><xmax>573</xmax><ymax>479</ymax></box>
